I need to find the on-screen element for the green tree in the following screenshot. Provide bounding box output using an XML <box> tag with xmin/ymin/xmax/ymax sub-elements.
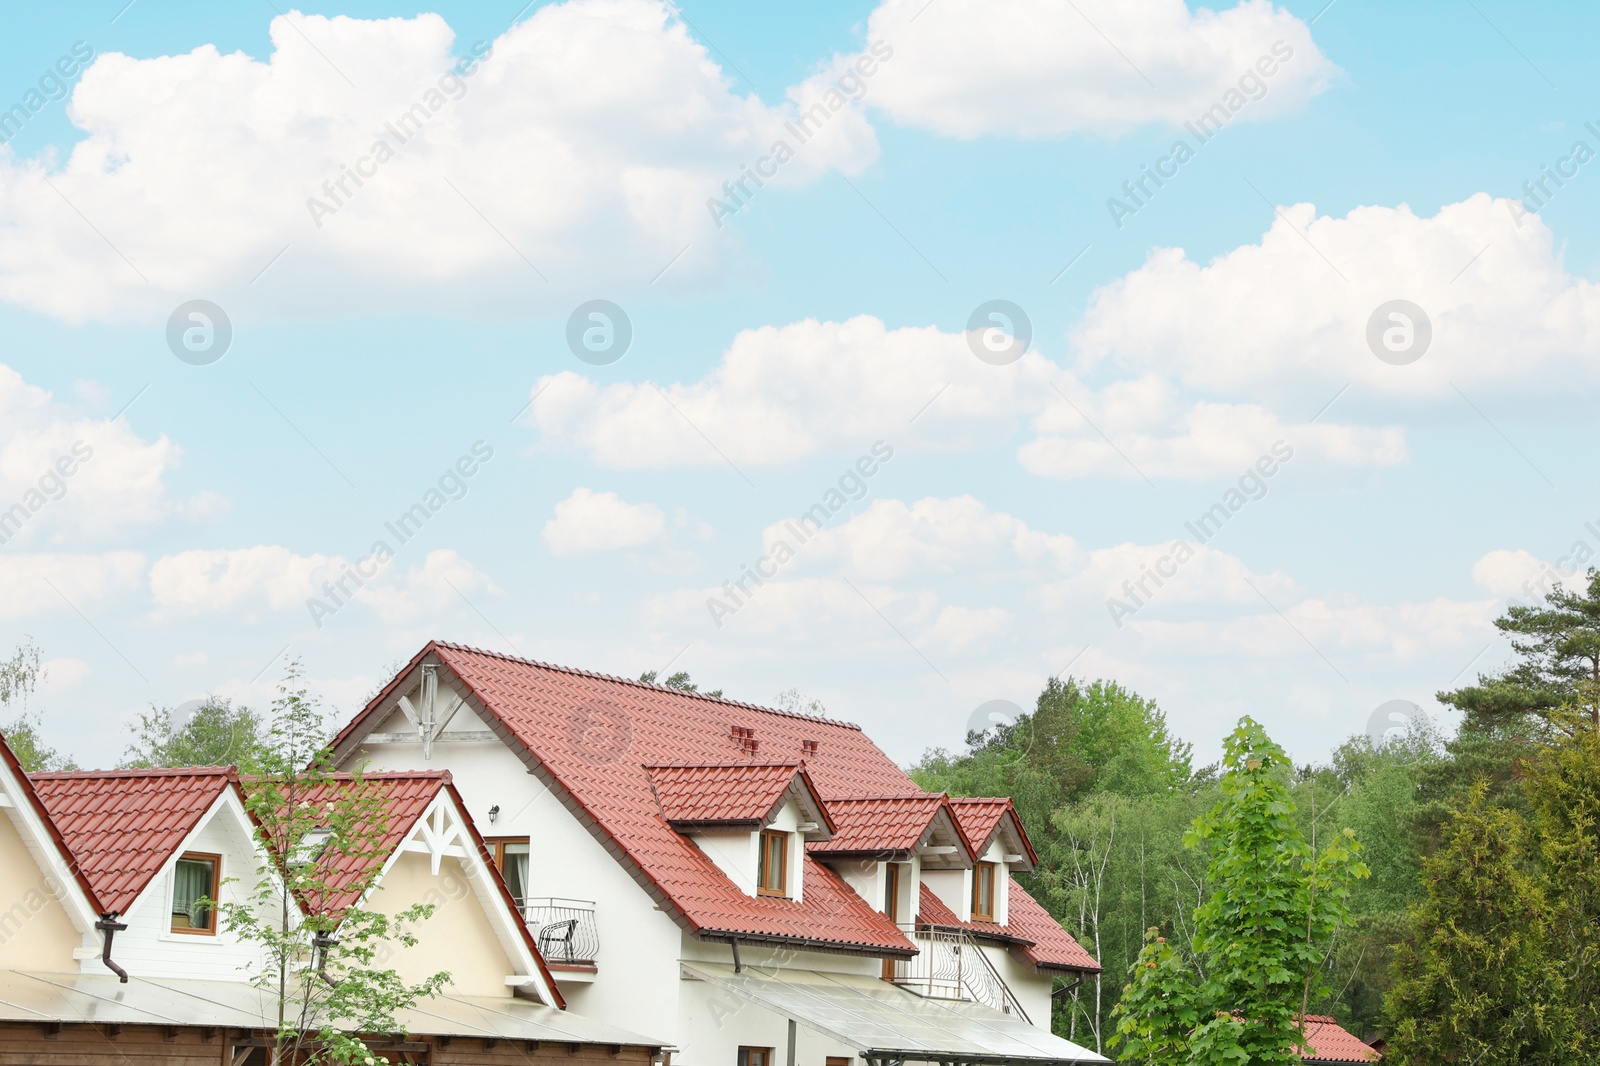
<box><xmin>1111</xmin><ymin>718</ymin><xmax>1368</xmax><ymax>1066</ymax></box>
<box><xmin>1526</xmin><ymin>731</ymin><xmax>1600</xmax><ymax>1055</ymax></box>
<box><xmin>1384</xmin><ymin>784</ymin><xmax>1570</xmax><ymax>1065</ymax></box>
<box><xmin>0</xmin><ymin>638</ymin><xmax>76</xmax><ymax>772</ymax></box>
<box><xmin>1439</xmin><ymin>569</ymin><xmax>1600</xmax><ymax>737</ymax></box>
<box><xmin>221</xmin><ymin>662</ymin><xmax>449</xmax><ymax>1065</ymax></box>
<box><xmin>122</xmin><ymin>696</ymin><xmax>267</xmax><ymax>769</ymax></box>
<box><xmin>638</xmin><ymin>669</ymin><xmax>723</xmax><ymax>698</ymax></box>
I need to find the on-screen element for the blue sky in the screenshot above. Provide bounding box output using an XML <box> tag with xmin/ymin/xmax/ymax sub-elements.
<box><xmin>2</xmin><ymin>0</ymin><xmax>1597</xmax><ymax>769</ymax></box>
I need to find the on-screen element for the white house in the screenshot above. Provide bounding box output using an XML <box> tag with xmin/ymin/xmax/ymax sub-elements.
<box><xmin>331</xmin><ymin>641</ymin><xmax>1109</xmax><ymax>1066</ymax></box>
<box><xmin>0</xmin><ymin>736</ymin><xmax>666</xmax><ymax>1066</ymax></box>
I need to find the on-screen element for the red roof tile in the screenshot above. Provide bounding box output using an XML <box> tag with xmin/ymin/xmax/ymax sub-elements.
<box><xmin>647</xmin><ymin>763</ymin><xmax>819</xmax><ymax>829</ymax></box>
<box><xmin>808</xmin><ymin>794</ymin><xmax>951</xmax><ymax>856</ymax></box>
<box><xmin>333</xmin><ymin>643</ymin><xmax>924</xmax><ymax>957</ymax></box>
<box><xmin>0</xmin><ymin>730</ymin><xmax>100</xmax><ymax>914</ymax></box>
<box><xmin>29</xmin><ymin>767</ymin><xmax>237</xmax><ymax>916</ymax></box>
<box><xmin>1296</xmin><ymin>1016</ymin><xmax>1380</xmax><ymax>1063</ymax></box>
<box><xmin>255</xmin><ymin>771</ymin><xmax>448</xmax><ymax>918</ymax></box>
<box><xmin>914</xmin><ymin>881</ymin><xmax>1099</xmax><ymax>973</ymax></box>
<box><xmin>948</xmin><ymin>798</ymin><xmax>1037</xmax><ymax>866</ymax></box>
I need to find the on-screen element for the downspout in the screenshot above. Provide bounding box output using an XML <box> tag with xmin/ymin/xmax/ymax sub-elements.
<box><xmin>730</xmin><ymin>937</ymin><xmax>743</xmax><ymax>974</ymax></box>
<box><xmin>96</xmin><ymin>917</ymin><xmax>129</xmax><ymax>983</ymax></box>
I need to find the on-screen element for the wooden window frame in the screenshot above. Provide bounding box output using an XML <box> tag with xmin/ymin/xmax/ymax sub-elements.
<box><xmin>757</xmin><ymin>829</ymin><xmax>789</xmax><ymax>897</ymax></box>
<box><xmin>738</xmin><ymin>1047</ymin><xmax>775</xmax><ymax>1066</ymax></box>
<box><xmin>170</xmin><ymin>851</ymin><xmax>222</xmax><ymax>937</ymax></box>
<box><xmin>484</xmin><ymin>836</ymin><xmax>531</xmax><ymax>869</ymax></box>
<box><xmin>971</xmin><ymin>861</ymin><xmax>997</xmax><ymax>922</ymax></box>
<box><xmin>883</xmin><ymin>861</ymin><xmax>900</xmax><ymax>922</ymax></box>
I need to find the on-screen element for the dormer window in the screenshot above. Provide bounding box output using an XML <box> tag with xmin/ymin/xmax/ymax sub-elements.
<box><xmin>172</xmin><ymin>852</ymin><xmax>220</xmax><ymax>935</ymax></box>
<box><xmin>758</xmin><ymin>829</ymin><xmax>789</xmax><ymax>897</ymax></box>
<box><xmin>972</xmin><ymin>861</ymin><xmax>997</xmax><ymax>922</ymax></box>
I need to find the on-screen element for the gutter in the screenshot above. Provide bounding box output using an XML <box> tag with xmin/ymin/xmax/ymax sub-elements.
<box><xmin>95</xmin><ymin>916</ymin><xmax>129</xmax><ymax>983</ymax></box>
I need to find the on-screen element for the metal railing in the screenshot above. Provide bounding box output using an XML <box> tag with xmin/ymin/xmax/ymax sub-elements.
<box><xmin>892</xmin><ymin>925</ymin><xmax>1031</xmax><ymax>1024</ymax></box>
<box><xmin>524</xmin><ymin>897</ymin><xmax>600</xmax><ymax>965</ymax></box>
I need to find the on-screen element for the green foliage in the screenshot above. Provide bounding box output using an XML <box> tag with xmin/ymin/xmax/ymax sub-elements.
<box><xmin>1111</xmin><ymin>718</ymin><xmax>1368</xmax><ymax>1066</ymax></box>
<box><xmin>221</xmin><ymin>661</ymin><xmax>448</xmax><ymax>1066</ymax></box>
<box><xmin>1384</xmin><ymin>784</ymin><xmax>1570</xmax><ymax>1065</ymax></box>
<box><xmin>1527</xmin><ymin>732</ymin><xmax>1600</xmax><ymax>1055</ymax></box>
<box><xmin>121</xmin><ymin>696</ymin><xmax>268</xmax><ymax>769</ymax></box>
<box><xmin>638</xmin><ymin>669</ymin><xmax>723</xmax><ymax>699</ymax></box>
<box><xmin>0</xmin><ymin>638</ymin><xmax>76</xmax><ymax>772</ymax></box>
<box><xmin>1438</xmin><ymin>568</ymin><xmax>1600</xmax><ymax>737</ymax></box>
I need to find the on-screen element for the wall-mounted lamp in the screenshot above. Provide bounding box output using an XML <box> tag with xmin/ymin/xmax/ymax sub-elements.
<box><xmin>488</xmin><ymin>804</ymin><xmax>501</xmax><ymax>824</ymax></box>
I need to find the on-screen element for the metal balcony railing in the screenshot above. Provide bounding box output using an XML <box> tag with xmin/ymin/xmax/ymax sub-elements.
<box><xmin>892</xmin><ymin>924</ymin><xmax>1031</xmax><ymax>1024</ymax></box>
<box><xmin>524</xmin><ymin>897</ymin><xmax>600</xmax><ymax>965</ymax></box>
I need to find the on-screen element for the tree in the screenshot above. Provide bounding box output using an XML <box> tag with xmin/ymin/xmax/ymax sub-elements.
<box><xmin>1384</xmin><ymin>784</ymin><xmax>1570</xmax><ymax>1065</ymax></box>
<box><xmin>122</xmin><ymin>696</ymin><xmax>267</xmax><ymax>769</ymax></box>
<box><xmin>638</xmin><ymin>669</ymin><xmax>723</xmax><ymax>698</ymax></box>
<box><xmin>1439</xmin><ymin>569</ymin><xmax>1600</xmax><ymax>737</ymax></box>
<box><xmin>1111</xmin><ymin>718</ymin><xmax>1368</xmax><ymax>1066</ymax></box>
<box><xmin>1526</xmin><ymin>731</ymin><xmax>1600</xmax><ymax>1056</ymax></box>
<box><xmin>0</xmin><ymin>638</ymin><xmax>76</xmax><ymax>772</ymax></box>
<box><xmin>221</xmin><ymin>662</ymin><xmax>449</xmax><ymax>1065</ymax></box>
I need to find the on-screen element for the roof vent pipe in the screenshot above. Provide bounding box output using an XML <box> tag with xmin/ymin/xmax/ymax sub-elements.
<box><xmin>95</xmin><ymin>917</ymin><xmax>129</xmax><ymax>983</ymax></box>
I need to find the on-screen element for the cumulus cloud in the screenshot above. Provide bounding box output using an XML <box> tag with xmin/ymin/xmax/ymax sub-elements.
<box><xmin>830</xmin><ymin>0</ymin><xmax>1333</xmax><ymax>138</ymax></box>
<box><xmin>149</xmin><ymin>544</ymin><xmax>498</xmax><ymax>621</ymax></box>
<box><xmin>0</xmin><ymin>1</ymin><xmax>877</xmax><ymax>323</ymax></box>
<box><xmin>1074</xmin><ymin>193</ymin><xmax>1600</xmax><ymax>406</ymax></box>
<box><xmin>544</xmin><ymin>487</ymin><xmax>667</xmax><ymax>555</ymax></box>
<box><xmin>0</xmin><ymin>365</ymin><xmax>185</xmax><ymax>544</ymax></box>
<box><xmin>525</xmin><ymin>315</ymin><xmax>1403</xmax><ymax>479</ymax></box>
<box><xmin>0</xmin><ymin>552</ymin><xmax>145</xmax><ymax>620</ymax></box>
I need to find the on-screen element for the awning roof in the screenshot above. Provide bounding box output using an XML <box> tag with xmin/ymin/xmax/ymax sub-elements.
<box><xmin>0</xmin><ymin>971</ymin><xmax>665</xmax><ymax>1048</ymax></box>
<box><xmin>680</xmin><ymin>962</ymin><xmax>1107</xmax><ymax>1065</ymax></box>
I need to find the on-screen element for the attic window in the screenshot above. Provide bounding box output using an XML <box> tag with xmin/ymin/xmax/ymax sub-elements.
<box><xmin>171</xmin><ymin>852</ymin><xmax>220</xmax><ymax>935</ymax></box>
<box><xmin>290</xmin><ymin>827</ymin><xmax>335</xmax><ymax>866</ymax></box>
<box><xmin>972</xmin><ymin>861</ymin><xmax>997</xmax><ymax>922</ymax></box>
<box><xmin>757</xmin><ymin>829</ymin><xmax>788</xmax><ymax>897</ymax></box>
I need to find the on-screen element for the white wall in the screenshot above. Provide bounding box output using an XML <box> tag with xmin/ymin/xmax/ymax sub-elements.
<box><xmin>98</xmin><ymin>799</ymin><xmax>276</xmax><ymax>981</ymax></box>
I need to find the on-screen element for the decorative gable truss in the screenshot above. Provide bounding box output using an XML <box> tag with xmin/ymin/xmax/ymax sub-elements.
<box><xmin>362</xmin><ymin>665</ymin><xmax>495</xmax><ymax>758</ymax></box>
<box><xmin>374</xmin><ymin>787</ymin><xmax>562</xmax><ymax>1008</ymax></box>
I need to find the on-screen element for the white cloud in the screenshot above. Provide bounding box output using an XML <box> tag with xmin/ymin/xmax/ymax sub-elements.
<box><xmin>0</xmin><ymin>1</ymin><xmax>877</xmax><ymax>323</ymax></box>
<box><xmin>526</xmin><ymin>315</ymin><xmax>1404</xmax><ymax>479</ymax></box>
<box><xmin>833</xmin><ymin>0</ymin><xmax>1333</xmax><ymax>138</ymax></box>
<box><xmin>1074</xmin><ymin>193</ymin><xmax>1600</xmax><ymax>406</ymax></box>
<box><xmin>0</xmin><ymin>365</ymin><xmax>185</xmax><ymax>544</ymax></box>
<box><xmin>40</xmin><ymin>658</ymin><xmax>91</xmax><ymax>691</ymax></box>
<box><xmin>150</xmin><ymin>545</ymin><xmax>339</xmax><ymax>612</ymax></box>
<box><xmin>544</xmin><ymin>488</ymin><xmax>666</xmax><ymax>555</ymax></box>
<box><xmin>358</xmin><ymin>548</ymin><xmax>502</xmax><ymax>621</ymax></box>
<box><xmin>0</xmin><ymin>552</ymin><xmax>145</xmax><ymax>620</ymax></box>
<box><xmin>775</xmin><ymin>496</ymin><xmax>1081</xmax><ymax>580</ymax></box>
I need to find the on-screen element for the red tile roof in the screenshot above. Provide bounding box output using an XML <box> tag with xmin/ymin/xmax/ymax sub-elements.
<box><xmin>257</xmin><ymin>771</ymin><xmax>448</xmax><ymax>919</ymax></box>
<box><xmin>0</xmin><ymin>730</ymin><xmax>101</xmax><ymax>914</ymax></box>
<box><xmin>1296</xmin><ymin>1016</ymin><xmax>1381</xmax><ymax>1063</ymax></box>
<box><xmin>948</xmin><ymin>797</ymin><xmax>1038</xmax><ymax>867</ymax></box>
<box><xmin>646</xmin><ymin>763</ymin><xmax>828</xmax><ymax>830</ymax></box>
<box><xmin>808</xmin><ymin>794</ymin><xmax>953</xmax><ymax>856</ymax></box>
<box><xmin>28</xmin><ymin>767</ymin><xmax>237</xmax><ymax>915</ymax></box>
<box><xmin>334</xmin><ymin>644</ymin><xmax>927</xmax><ymax>956</ymax></box>
<box><xmin>913</xmin><ymin>880</ymin><xmax>1099</xmax><ymax>972</ymax></box>
<box><xmin>331</xmin><ymin>642</ymin><xmax>1100</xmax><ymax>971</ymax></box>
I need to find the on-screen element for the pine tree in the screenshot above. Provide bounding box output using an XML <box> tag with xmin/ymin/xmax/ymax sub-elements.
<box><xmin>1385</xmin><ymin>783</ymin><xmax>1570</xmax><ymax>1064</ymax></box>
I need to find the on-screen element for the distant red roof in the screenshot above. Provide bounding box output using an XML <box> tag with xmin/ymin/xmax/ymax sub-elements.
<box><xmin>1297</xmin><ymin>1016</ymin><xmax>1380</xmax><ymax>1063</ymax></box>
<box><xmin>647</xmin><ymin>763</ymin><xmax>831</xmax><ymax>833</ymax></box>
<box><xmin>29</xmin><ymin>767</ymin><xmax>237</xmax><ymax>916</ymax></box>
<box><xmin>808</xmin><ymin>794</ymin><xmax>954</xmax><ymax>857</ymax></box>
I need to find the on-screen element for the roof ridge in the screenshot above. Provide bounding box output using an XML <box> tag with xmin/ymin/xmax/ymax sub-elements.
<box><xmin>433</xmin><ymin>640</ymin><xmax>865</xmax><ymax>730</ymax></box>
<box><xmin>828</xmin><ymin>792</ymin><xmax>945</xmax><ymax>802</ymax></box>
<box><xmin>644</xmin><ymin>761</ymin><xmax>802</xmax><ymax>770</ymax></box>
<box><xmin>29</xmin><ymin>766</ymin><xmax>236</xmax><ymax>779</ymax></box>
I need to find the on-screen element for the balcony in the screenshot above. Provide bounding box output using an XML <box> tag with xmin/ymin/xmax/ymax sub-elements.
<box><xmin>524</xmin><ymin>897</ymin><xmax>600</xmax><ymax>967</ymax></box>
<box><xmin>892</xmin><ymin>925</ymin><xmax>1031</xmax><ymax>1023</ymax></box>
